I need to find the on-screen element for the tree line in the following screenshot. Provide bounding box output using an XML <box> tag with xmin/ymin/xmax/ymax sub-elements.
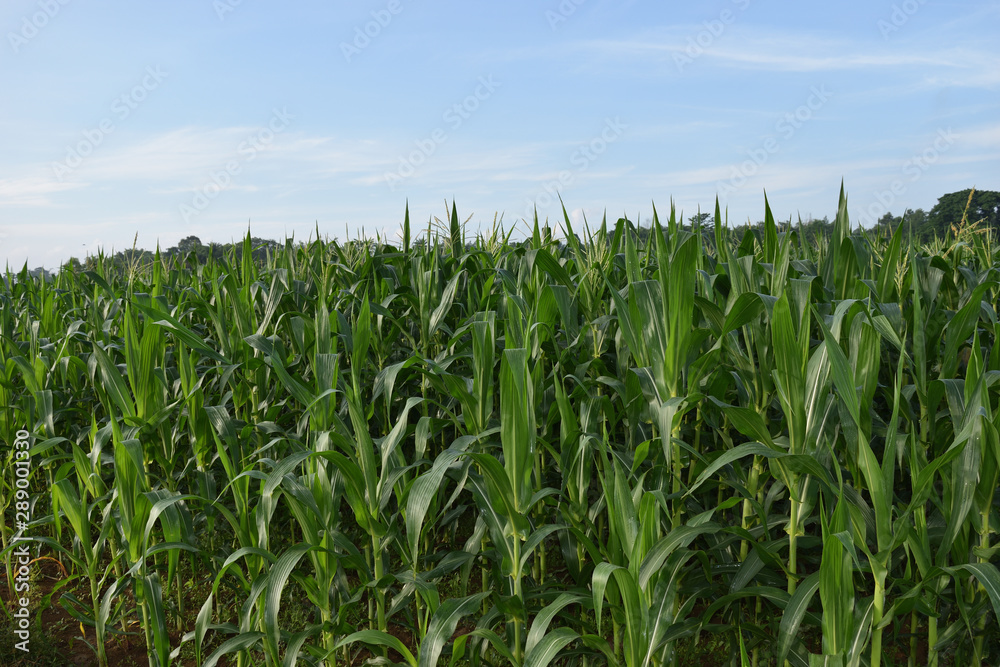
<box><xmin>17</xmin><ymin>187</ymin><xmax>998</xmax><ymax>277</ymax></box>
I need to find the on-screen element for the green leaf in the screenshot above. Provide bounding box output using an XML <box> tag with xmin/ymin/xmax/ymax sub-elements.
<box><xmin>685</xmin><ymin>441</ymin><xmax>776</xmax><ymax>497</ymax></box>
<box><xmin>418</xmin><ymin>592</ymin><xmax>490</xmax><ymax>667</ymax></box>
<box><xmin>130</xmin><ymin>296</ymin><xmax>230</xmax><ymax>364</ymax></box>
<box><xmin>429</xmin><ymin>270</ymin><xmax>463</xmax><ymax>338</ymax></box>
<box><xmin>817</xmin><ymin>316</ymin><xmax>860</xmax><ymax>430</ymax></box>
<box><xmin>951</xmin><ymin>563</ymin><xmax>1000</xmax><ymax>624</ymax></box>
<box><xmin>638</xmin><ymin>524</ymin><xmax>720</xmax><ymax>590</ymax></box>
<box><xmin>500</xmin><ymin>348</ymin><xmax>535</xmax><ymax>512</ymax></box>
<box><xmin>778</xmin><ymin>572</ymin><xmax>821</xmax><ymax>665</ymax></box>
<box><xmin>525</xmin><ymin>593</ymin><xmax>587</xmax><ymax>657</ymax></box>
<box><xmin>406</xmin><ymin>447</ymin><xmax>464</xmax><ymax>561</ymax></box>
<box><xmin>90</xmin><ymin>342</ymin><xmax>136</xmax><ymax>419</ymax></box>
<box><xmin>523</xmin><ymin>627</ymin><xmax>579</xmax><ymax>667</ymax></box>
<box><xmin>201</xmin><ymin>632</ymin><xmax>265</xmax><ymax>667</ymax></box>
<box><xmin>337</xmin><ymin>630</ymin><xmax>417</xmax><ymax>667</ymax></box>
<box><xmin>264</xmin><ymin>543</ymin><xmax>314</xmax><ymax>659</ymax></box>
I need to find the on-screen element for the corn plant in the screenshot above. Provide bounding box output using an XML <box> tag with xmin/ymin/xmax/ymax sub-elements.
<box><xmin>2</xmin><ymin>191</ymin><xmax>1000</xmax><ymax>667</ymax></box>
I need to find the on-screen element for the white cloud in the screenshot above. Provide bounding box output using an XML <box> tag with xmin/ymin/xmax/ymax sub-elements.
<box><xmin>574</xmin><ymin>28</ymin><xmax>999</xmax><ymax>81</ymax></box>
<box><xmin>958</xmin><ymin>123</ymin><xmax>1000</xmax><ymax>148</ymax></box>
<box><xmin>74</xmin><ymin>127</ymin><xmax>279</xmax><ymax>182</ymax></box>
<box><xmin>0</xmin><ymin>174</ymin><xmax>83</xmax><ymax>207</ymax></box>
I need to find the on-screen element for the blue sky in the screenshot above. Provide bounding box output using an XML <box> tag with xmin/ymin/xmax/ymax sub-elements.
<box><xmin>1</xmin><ymin>0</ymin><xmax>998</xmax><ymax>270</ymax></box>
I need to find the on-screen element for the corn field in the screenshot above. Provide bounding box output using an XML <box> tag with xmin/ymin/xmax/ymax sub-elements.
<box><xmin>2</xmin><ymin>188</ymin><xmax>1000</xmax><ymax>667</ymax></box>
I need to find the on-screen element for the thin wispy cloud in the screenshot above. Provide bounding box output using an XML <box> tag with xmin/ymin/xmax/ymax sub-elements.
<box><xmin>579</xmin><ymin>31</ymin><xmax>995</xmax><ymax>76</ymax></box>
<box><xmin>0</xmin><ymin>0</ymin><xmax>996</xmax><ymax>269</ymax></box>
<box><xmin>0</xmin><ymin>175</ymin><xmax>83</xmax><ymax>207</ymax></box>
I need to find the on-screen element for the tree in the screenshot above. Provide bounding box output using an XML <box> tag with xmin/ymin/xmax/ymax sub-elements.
<box><xmin>876</xmin><ymin>212</ymin><xmax>898</xmax><ymax>229</ymax></box>
<box><xmin>927</xmin><ymin>189</ymin><xmax>1000</xmax><ymax>239</ymax></box>
<box><xmin>900</xmin><ymin>208</ymin><xmax>930</xmax><ymax>243</ymax></box>
<box><xmin>688</xmin><ymin>212</ymin><xmax>712</xmax><ymax>228</ymax></box>
<box><xmin>176</xmin><ymin>236</ymin><xmax>203</xmax><ymax>254</ymax></box>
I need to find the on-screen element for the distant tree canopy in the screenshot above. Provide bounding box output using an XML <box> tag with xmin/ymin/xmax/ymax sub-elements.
<box><xmin>58</xmin><ymin>234</ymin><xmax>284</xmax><ymax>275</ymax></box>
<box><xmin>50</xmin><ymin>188</ymin><xmax>997</xmax><ymax>274</ymax></box>
<box><xmin>875</xmin><ymin>188</ymin><xmax>999</xmax><ymax>244</ymax></box>
<box><xmin>928</xmin><ymin>189</ymin><xmax>1000</xmax><ymax>235</ymax></box>
<box><xmin>626</xmin><ymin>188</ymin><xmax>997</xmax><ymax>249</ymax></box>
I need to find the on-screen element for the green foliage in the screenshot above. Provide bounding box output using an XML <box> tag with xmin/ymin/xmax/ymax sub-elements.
<box><xmin>2</xmin><ymin>192</ymin><xmax>1000</xmax><ymax>667</ymax></box>
<box><xmin>875</xmin><ymin>188</ymin><xmax>1000</xmax><ymax>246</ymax></box>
